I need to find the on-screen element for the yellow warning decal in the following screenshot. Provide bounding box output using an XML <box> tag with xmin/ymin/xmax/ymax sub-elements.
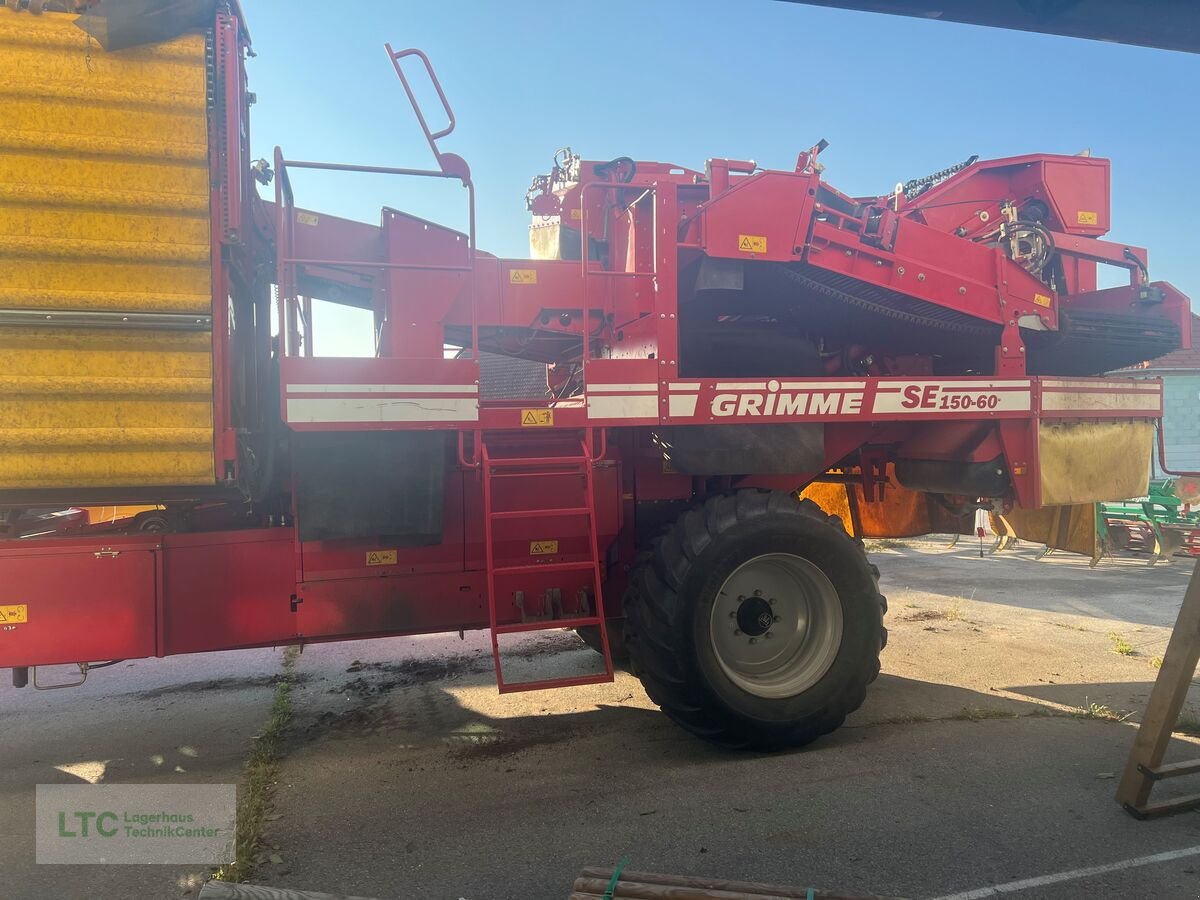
<box><xmin>1033</xmin><ymin>293</ymin><xmax>1053</xmax><ymax>308</ymax></box>
<box><xmin>366</xmin><ymin>550</ymin><xmax>398</xmax><ymax>567</ymax></box>
<box><xmin>569</xmin><ymin>208</ymin><xmax>582</xmax><ymax>220</ymax></box>
<box><xmin>296</xmin><ymin>211</ymin><xmax>320</xmax><ymax>226</ymax></box>
<box><xmin>738</xmin><ymin>234</ymin><xmax>768</xmax><ymax>254</ymax></box>
<box><xmin>509</xmin><ymin>269</ymin><xmax>538</xmax><ymax>285</ymax></box>
<box><xmin>0</xmin><ymin>604</ymin><xmax>27</xmax><ymax>625</ymax></box>
<box><xmin>521</xmin><ymin>409</ymin><xmax>554</xmax><ymax>427</ymax></box>
<box><xmin>1076</xmin><ymin>210</ymin><xmax>1098</xmax><ymax>225</ymax></box>
<box><xmin>530</xmin><ymin>540</ymin><xmax>559</xmax><ymax>555</ymax></box>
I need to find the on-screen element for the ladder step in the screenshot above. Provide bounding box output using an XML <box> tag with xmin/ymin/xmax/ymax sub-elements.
<box><xmin>1138</xmin><ymin>759</ymin><xmax>1200</xmax><ymax>782</ymax></box>
<box><xmin>497</xmin><ymin>672</ymin><xmax>614</xmax><ymax>694</ymax></box>
<box><xmin>487</xmin><ymin>469</ymin><xmax>587</xmax><ymax>479</ymax></box>
<box><xmin>490</xmin><ymin>506</ymin><xmax>591</xmax><ymax>520</ymax></box>
<box><xmin>493</xmin><ymin>560</ymin><xmax>595</xmax><ymax>576</ymax></box>
<box><xmin>487</xmin><ymin>455</ymin><xmax>589</xmax><ymax>469</ymax></box>
<box><xmin>494</xmin><ymin>615</ymin><xmax>602</xmax><ymax>635</ymax></box>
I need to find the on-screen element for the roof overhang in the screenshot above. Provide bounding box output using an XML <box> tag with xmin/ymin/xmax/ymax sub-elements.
<box><xmin>777</xmin><ymin>1</ymin><xmax>1200</xmax><ymax>53</ymax></box>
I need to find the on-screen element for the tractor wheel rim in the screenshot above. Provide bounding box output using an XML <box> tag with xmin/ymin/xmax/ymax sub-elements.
<box><xmin>709</xmin><ymin>553</ymin><xmax>843</xmax><ymax>699</ymax></box>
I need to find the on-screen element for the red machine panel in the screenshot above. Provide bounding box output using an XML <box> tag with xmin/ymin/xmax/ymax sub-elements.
<box><xmin>0</xmin><ymin>541</ymin><xmax>157</xmax><ymax>667</ymax></box>
<box><xmin>162</xmin><ymin>530</ymin><xmax>296</xmax><ymax>655</ymax></box>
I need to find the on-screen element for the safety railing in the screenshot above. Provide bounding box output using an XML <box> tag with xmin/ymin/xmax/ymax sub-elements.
<box><xmin>272</xmin><ymin>44</ymin><xmax>477</xmax><ymax>360</ymax></box>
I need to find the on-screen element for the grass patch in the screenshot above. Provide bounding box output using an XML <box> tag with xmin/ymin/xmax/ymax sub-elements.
<box><xmin>951</xmin><ymin>706</ymin><xmax>1019</xmax><ymax>722</ymax></box>
<box><xmin>1108</xmin><ymin>633</ymin><xmax>1135</xmax><ymax>656</ymax></box>
<box><xmin>1150</xmin><ymin>655</ymin><xmax>1163</xmax><ymax>669</ymax></box>
<box><xmin>212</xmin><ymin>645</ymin><xmax>299</xmax><ymax>883</ymax></box>
<box><xmin>1078</xmin><ymin>699</ymin><xmax>1132</xmax><ymax>723</ymax></box>
<box><xmin>1175</xmin><ymin>712</ymin><xmax>1200</xmax><ymax>737</ymax></box>
<box><xmin>945</xmin><ymin>600</ymin><xmax>964</xmax><ymax>622</ymax></box>
<box><xmin>863</xmin><ymin>538</ymin><xmax>907</xmax><ymax>552</ymax></box>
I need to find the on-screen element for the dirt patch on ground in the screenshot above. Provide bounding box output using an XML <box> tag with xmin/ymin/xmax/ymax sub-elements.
<box><xmin>132</xmin><ymin>672</ymin><xmax>309</xmax><ymax>700</ymax></box>
<box><xmin>900</xmin><ymin>609</ymin><xmax>947</xmax><ymax>622</ymax></box>
<box><xmin>327</xmin><ymin>655</ymin><xmax>491</xmax><ymax>697</ymax></box>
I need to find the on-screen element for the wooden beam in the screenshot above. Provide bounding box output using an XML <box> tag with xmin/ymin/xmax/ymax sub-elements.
<box><xmin>1116</xmin><ymin>561</ymin><xmax>1200</xmax><ymax>814</ymax></box>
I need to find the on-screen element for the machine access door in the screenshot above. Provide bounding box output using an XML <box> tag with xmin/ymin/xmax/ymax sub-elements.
<box><xmin>0</xmin><ymin>541</ymin><xmax>157</xmax><ymax>669</ymax></box>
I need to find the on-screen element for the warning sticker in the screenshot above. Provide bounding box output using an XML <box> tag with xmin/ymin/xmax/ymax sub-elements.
<box><xmin>1076</xmin><ymin>210</ymin><xmax>1098</xmax><ymax>225</ymax></box>
<box><xmin>530</xmin><ymin>540</ymin><xmax>559</xmax><ymax>555</ymax></box>
<box><xmin>0</xmin><ymin>604</ymin><xmax>27</xmax><ymax>624</ymax></box>
<box><xmin>1033</xmin><ymin>293</ymin><xmax>1052</xmax><ymax>308</ymax></box>
<box><xmin>366</xmin><ymin>550</ymin><xmax>398</xmax><ymax>567</ymax></box>
<box><xmin>521</xmin><ymin>409</ymin><xmax>554</xmax><ymax>427</ymax></box>
<box><xmin>738</xmin><ymin>234</ymin><xmax>768</xmax><ymax>254</ymax></box>
<box><xmin>569</xmin><ymin>208</ymin><xmax>582</xmax><ymax>220</ymax></box>
<box><xmin>509</xmin><ymin>269</ymin><xmax>538</xmax><ymax>285</ymax></box>
<box><xmin>296</xmin><ymin>211</ymin><xmax>320</xmax><ymax>227</ymax></box>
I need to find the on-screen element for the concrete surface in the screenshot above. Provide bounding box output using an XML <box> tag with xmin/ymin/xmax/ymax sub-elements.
<box><xmin>0</xmin><ymin>647</ymin><xmax>287</xmax><ymax>899</ymax></box>
<box><xmin>3</xmin><ymin>541</ymin><xmax>1199</xmax><ymax>899</ymax></box>
<box><xmin>252</xmin><ymin>542</ymin><xmax>1200</xmax><ymax>900</ymax></box>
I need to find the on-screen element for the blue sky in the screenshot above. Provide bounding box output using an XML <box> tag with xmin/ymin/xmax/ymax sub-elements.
<box><xmin>244</xmin><ymin>1</ymin><xmax>1200</xmax><ymax>355</ymax></box>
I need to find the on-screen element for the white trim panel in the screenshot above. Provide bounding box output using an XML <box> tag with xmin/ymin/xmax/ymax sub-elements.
<box><xmin>587</xmin><ymin>382</ymin><xmax>659</xmax><ymax>393</ymax></box>
<box><xmin>287</xmin><ymin>397</ymin><xmax>479</xmax><ymax>423</ymax></box>
<box><xmin>668</xmin><ymin>394</ymin><xmax>699</xmax><ymax>417</ymax></box>
<box><xmin>1042</xmin><ymin>391</ymin><xmax>1162</xmax><ymax>412</ymax></box>
<box><xmin>587</xmin><ymin>394</ymin><xmax>658</xmax><ymax>420</ymax></box>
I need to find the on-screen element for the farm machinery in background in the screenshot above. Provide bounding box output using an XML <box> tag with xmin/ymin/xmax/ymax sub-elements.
<box><xmin>0</xmin><ymin>1</ymin><xmax>1191</xmax><ymax>749</ymax></box>
<box><xmin>1100</xmin><ymin>478</ymin><xmax>1200</xmax><ymax>561</ymax></box>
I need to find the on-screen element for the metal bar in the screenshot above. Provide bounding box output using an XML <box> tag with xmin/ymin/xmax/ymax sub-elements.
<box><xmin>0</xmin><ymin>310</ymin><xmax>212</xmax><ymax>330</ymax></box>
<box><xmin>496</xmin><ymin>672</ymin><xmax>614</xmax><ymax>694</ymax></box>
<box><xmin>281</xmin><ymin>258</ymin><xmax>471</xmax><ymax>272</ymax></box>
<box><xmin>489</xmin><ymin>507</ymin><xmax>591</xmax><ymax>520</ymax></box>
<box><xmin>583</xmin><ymin>426</ymin><xmax>615</xmax><ymax>680</ymax></box>
<box><xmin>492</xmin><ymin>561</ymin><xmax>595</xmax><ymax>576</ymax></box>
<box><xmin>278</xmin><ymin>159</ymin><xmax>460</xmax><ymax>180</ymax></box>
<box><xmin>1157</xmin><ymin>421</ymin><xmax>1200</xmax><ymax>478</ymax></box>
<box><xmin>487</xmin><ymin>456</ymin><xmax>589</xmax><ymax>469</ymax></box>
<box><xmin>384</xmin><ymin>46</ymin><xmax>457</xmax><ymax>146</ymax></box>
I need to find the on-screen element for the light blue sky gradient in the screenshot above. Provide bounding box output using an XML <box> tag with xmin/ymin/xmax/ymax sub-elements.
<box><xmin>244</xmin><ymin>1</ymin><xmax>1200</xmax><ymax>355</ymax></box>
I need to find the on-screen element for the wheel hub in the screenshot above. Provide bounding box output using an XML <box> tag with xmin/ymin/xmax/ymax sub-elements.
<box><xmin>736</xmin><ymin>596</ymin><xmax>774</xmax><ymax>636</ymax></box>
<box><xmin>709</xmin><ymin>553</ymin><xmax>844</xmax><ymax>700</ymax></box>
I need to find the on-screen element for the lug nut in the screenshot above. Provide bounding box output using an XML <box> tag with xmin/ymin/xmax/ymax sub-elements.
<box><xmin>749</xmin><ymin>638</ymin><xmax>758</xmax><ymax>644</ymax></box>
<box><xmin>768</xmin><ymin>598</ymin><xmax>776</xmax><ymax>606</ymax></box>
<box><xmin>734</xmin><ymin>629</ymin><xmax>742</xmax><ymax>636</ymax></box>
<box><xmin>729</xmin><ymin>611</ymin><xmax>736</xmax><ymax>618</ymax></box>
<box><xmin>765</xmin><ymin>632</ymin><xmax>773</xmax><ymax>639</ymax></box>
<box><xmin>753</xmin><ymin>589</ymin><xmax>763</xmax><ymax>597</ymax></box>
<box><xmin>773</xmin><ymin>615</ymin><xmax>781</xmax><ymax>623</ymax></box>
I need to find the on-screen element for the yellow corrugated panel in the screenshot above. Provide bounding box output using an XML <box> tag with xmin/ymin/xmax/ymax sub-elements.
<box><xmin>0</xmin><ymin>10</ymin><xmax>214</xmax><ymax>490</ymax></box>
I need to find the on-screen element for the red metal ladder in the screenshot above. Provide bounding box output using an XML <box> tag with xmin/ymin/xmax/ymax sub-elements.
<box><xmin>481</xmin><ymin>429</ymin><xmax>615</xmax><ymax>693</ymax></box>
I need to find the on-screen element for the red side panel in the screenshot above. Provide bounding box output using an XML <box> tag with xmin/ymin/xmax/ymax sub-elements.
<box><xmin>0</xmin><ymin>542</ymin><xmax>157</xmax><ymax>667</ymax></box>
<box><xmin>161</xmin><ymin>530</ymin><xmax>296</xmax><ymax>655</ymax></box>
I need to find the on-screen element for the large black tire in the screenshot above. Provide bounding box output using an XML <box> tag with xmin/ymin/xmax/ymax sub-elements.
<box><xmin>623</xmin><ymin>490</ymin><xmax>886</xmax><ymax>750</ymax></box>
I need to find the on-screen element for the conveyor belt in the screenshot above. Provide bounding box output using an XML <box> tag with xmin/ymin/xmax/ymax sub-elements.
<box><xmin>779</xmin><ymin>264</ymin><xmax>1180</xmax><ymax>375</ymax></box>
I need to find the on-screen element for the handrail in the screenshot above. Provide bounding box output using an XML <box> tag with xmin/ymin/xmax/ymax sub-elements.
<box><xmin>271</xmin><ymin>46</ymin><xmax>478</xmax><ymax>362</ymax></box>
<box><xmin>577</xmin><ymin>181</ymin><xmax>657</xmax><ymax>388</ymax></box>
<box><xmin>386</xmin><ymin>45</ymin><xmax>457</xmax><ymax>166</ymax></box>
<box><xmin>1157</xmin><ymin>420</ymin><xmax>1200</xmax><ymax>478</ymax></box>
